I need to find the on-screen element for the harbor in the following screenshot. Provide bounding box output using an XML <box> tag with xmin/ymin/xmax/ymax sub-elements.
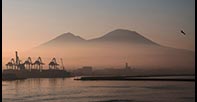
<box><xmin>2</xmin><ymin>51</ymin><xmax>71</xmax><ymax>81</ymax></box>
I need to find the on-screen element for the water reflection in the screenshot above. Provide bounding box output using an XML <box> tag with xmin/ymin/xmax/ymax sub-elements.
<box><xmin>2</xmin><ymin>77</ymin><xmax>195</xmax><ymax>102</ymax></box>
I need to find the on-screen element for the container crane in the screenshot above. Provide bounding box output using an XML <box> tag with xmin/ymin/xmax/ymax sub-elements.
<box><xmin>60</xmin><ymin>58</ymin><xmax>65</xmax><ymax>70</ymax></box>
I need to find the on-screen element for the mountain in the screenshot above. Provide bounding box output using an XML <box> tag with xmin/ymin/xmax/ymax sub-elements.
<box><xmin>37</xmin><ymin>29</ymin><xmax>160</xmax><ymax>48</ymax></box>
<box><xmin>39</xmin><ymin>32</ymin><xmax>86</xmax><ymax>47</ymax></box>
<box><xmin>29</xmin><ymin>29</ymin><xmax>194</xmax><ymax>74</ymax></box>
<box><xmin>89</xmin><ymin>29</ymin><xmax>159</xmax><ymax>45</ymax></box>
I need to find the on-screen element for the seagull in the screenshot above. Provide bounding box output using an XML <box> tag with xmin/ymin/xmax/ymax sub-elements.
<box><xmin>181</xmin><ymin>30</ymin><xmax>186</xmax><ymax>35</ymax></box>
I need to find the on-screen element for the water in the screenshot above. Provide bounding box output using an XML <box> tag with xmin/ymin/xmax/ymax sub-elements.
<box><xmin>2</xmin><ymin>77</ymin><xmax>195</xmax><ymax>102</ymax></box>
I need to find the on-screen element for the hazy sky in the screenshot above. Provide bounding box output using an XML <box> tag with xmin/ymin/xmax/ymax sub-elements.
<box><xmin>3</xmin><ymin>0</ymin><xmax>195</xmax><ymax>54</ymax></box>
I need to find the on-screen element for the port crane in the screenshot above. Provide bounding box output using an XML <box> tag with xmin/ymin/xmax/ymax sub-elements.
<box><xmin>14</xmin><ymin>51</ymin><xmax>25</xmax><ymax>70</ymax></box>
<box><xmin>6</xmin><ymin>58</ymin><xmax>15</xmax><ymax>69</ymax></box>
<box><xmin>24</xmin><ymin>57</ymin><xmax>33</xmax><ymax>71</ymax></box>
<box><xmin>3</xmin><ymin>51</ymin><xmax>71</xmax><ymax>80</ymax></box>
<box><xmin>49</xmin><ymin>58</ymin><xmax>59</xmax><ymax>69</ymax></box>
<box><xmin>6</xmin><ymin>51</ymin><xmax>25</xmax><ymax>70</ymax></box>
<box><xmin>60</xmin><ymin>58</ymin><xmax>65</xmax><ymax>70</ymax></box>
<box><xmin>33</xmin><ymin>57</ymin><xmax>45</xmax><ymax>71</ymax></box>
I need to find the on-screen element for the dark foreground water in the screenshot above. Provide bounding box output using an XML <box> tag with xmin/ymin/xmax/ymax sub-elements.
<box><xmin>2</xmin><ymin>77</ymin><xmax>195</xmax><ymax>102</ymax></box>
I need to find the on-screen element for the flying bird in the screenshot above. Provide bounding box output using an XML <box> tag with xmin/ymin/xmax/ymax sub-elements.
<box><xmin>181</xmin><ymin>30</ymin><xmax>186</xmax><ymax>35</ymax></box>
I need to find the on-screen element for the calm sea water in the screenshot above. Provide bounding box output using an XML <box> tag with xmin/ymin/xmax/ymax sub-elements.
<box><xmin>2</xmin><ymin>77</ymin><xmax>195</xmax><ymax>102</ymax></box>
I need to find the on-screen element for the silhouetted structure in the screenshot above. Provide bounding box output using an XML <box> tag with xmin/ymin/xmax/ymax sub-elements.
<box><xmin>71</xmin><ymin>63</ymin><xmax>133</xmax><ymax>76</ymax></box>
<box><xmin>72</xmin><ymin>66</ymin><xmax>93</xmax><ymax>76</ymax></box>
<box><xmin>23</xmin><ymin>57</ymin><xmax>33</xmax><ymax>71</ymax></box>
<box><xmin>125</xmin><ymin>62</ymin><xmax>131</xmax><ymax>70</ymax></box>
<box><xmin>6</xmin><ymin>58</ymin><xmax>15</xmax><ymax>69</ymax></box>
<box><xmin>3</xmin><ymin>51</ymin><xmax>71</xmax><ymax>80</ymax></box>
<box><xmin>33</xmin><ymin>57</ymin><xmax>44</xmax><ymax>71</ymax></box>
<box><xmin>60</xmin><ymin>58</ymin><xmax>65</xmax><ymax>70</ymax></box>
<box><xmin>49</xmin><ymin>58</ymin><xmax>59</xmax><ymax>69</ymax></box>
<box><xmin>15</xmin><ymin>51</ymin><xmax>19</xmax><ymax>69</ymax></box>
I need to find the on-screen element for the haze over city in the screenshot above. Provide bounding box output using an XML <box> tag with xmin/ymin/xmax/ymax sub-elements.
<box><xmin>2</xmin><ymin>1</ymin><xmax>195</xmax><ymax>102</ymax></box>
<box><xmin>2</xmin><ymin>0</ymin><xmax>195</xmax><ymax>72</ymax></box>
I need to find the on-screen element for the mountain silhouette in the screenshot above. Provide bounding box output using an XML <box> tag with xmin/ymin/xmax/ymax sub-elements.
<box><xmin>31</xmin><ymin>29</ymin><xmax>194</xmax><ymax>74</ymax></box>
<box><xmin>90</xmin><ymin>29</ymin><xmax>159</xmax><ymax>45</ymax></box>
<box><xmin>38</xmin><ymin>29</ymin><xmax>160</xmax><ymax>48</ymax></box>
<box><xmin>39</xmin><ymin>32</ymin><xmax>86</xmax><ymax>47</ymax></box>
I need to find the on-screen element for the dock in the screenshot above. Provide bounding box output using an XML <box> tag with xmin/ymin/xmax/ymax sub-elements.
<box><xmin>2</xmin><ymin>51</ymin><xmax>71</xmax><ymax>81</ymax></box>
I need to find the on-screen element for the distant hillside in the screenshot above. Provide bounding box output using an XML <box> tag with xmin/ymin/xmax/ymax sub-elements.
<box><xmin>89</xmin><ymin>29</ymin><xmax>159</xmax><ymax>45</ymax></box>
<box><xmin>37</xmin><ymin>29</ymin><xmax>160</xmax><ymax>48</ymax></box>
<box><xmin>38</xmin><ymin>32</ymin><xmax>86</xmax><ymax>48</ymax></box>
<box><xmin>29</xmin><ymin>29</ymin><xmax>194</xmax><ymax>74</ymax></box>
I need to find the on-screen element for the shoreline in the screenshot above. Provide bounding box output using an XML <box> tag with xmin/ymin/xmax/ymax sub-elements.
<box><xmin>74</xmin><ymin>75</ymin><xmax>195</xmax><ymax>82</ymax></box>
